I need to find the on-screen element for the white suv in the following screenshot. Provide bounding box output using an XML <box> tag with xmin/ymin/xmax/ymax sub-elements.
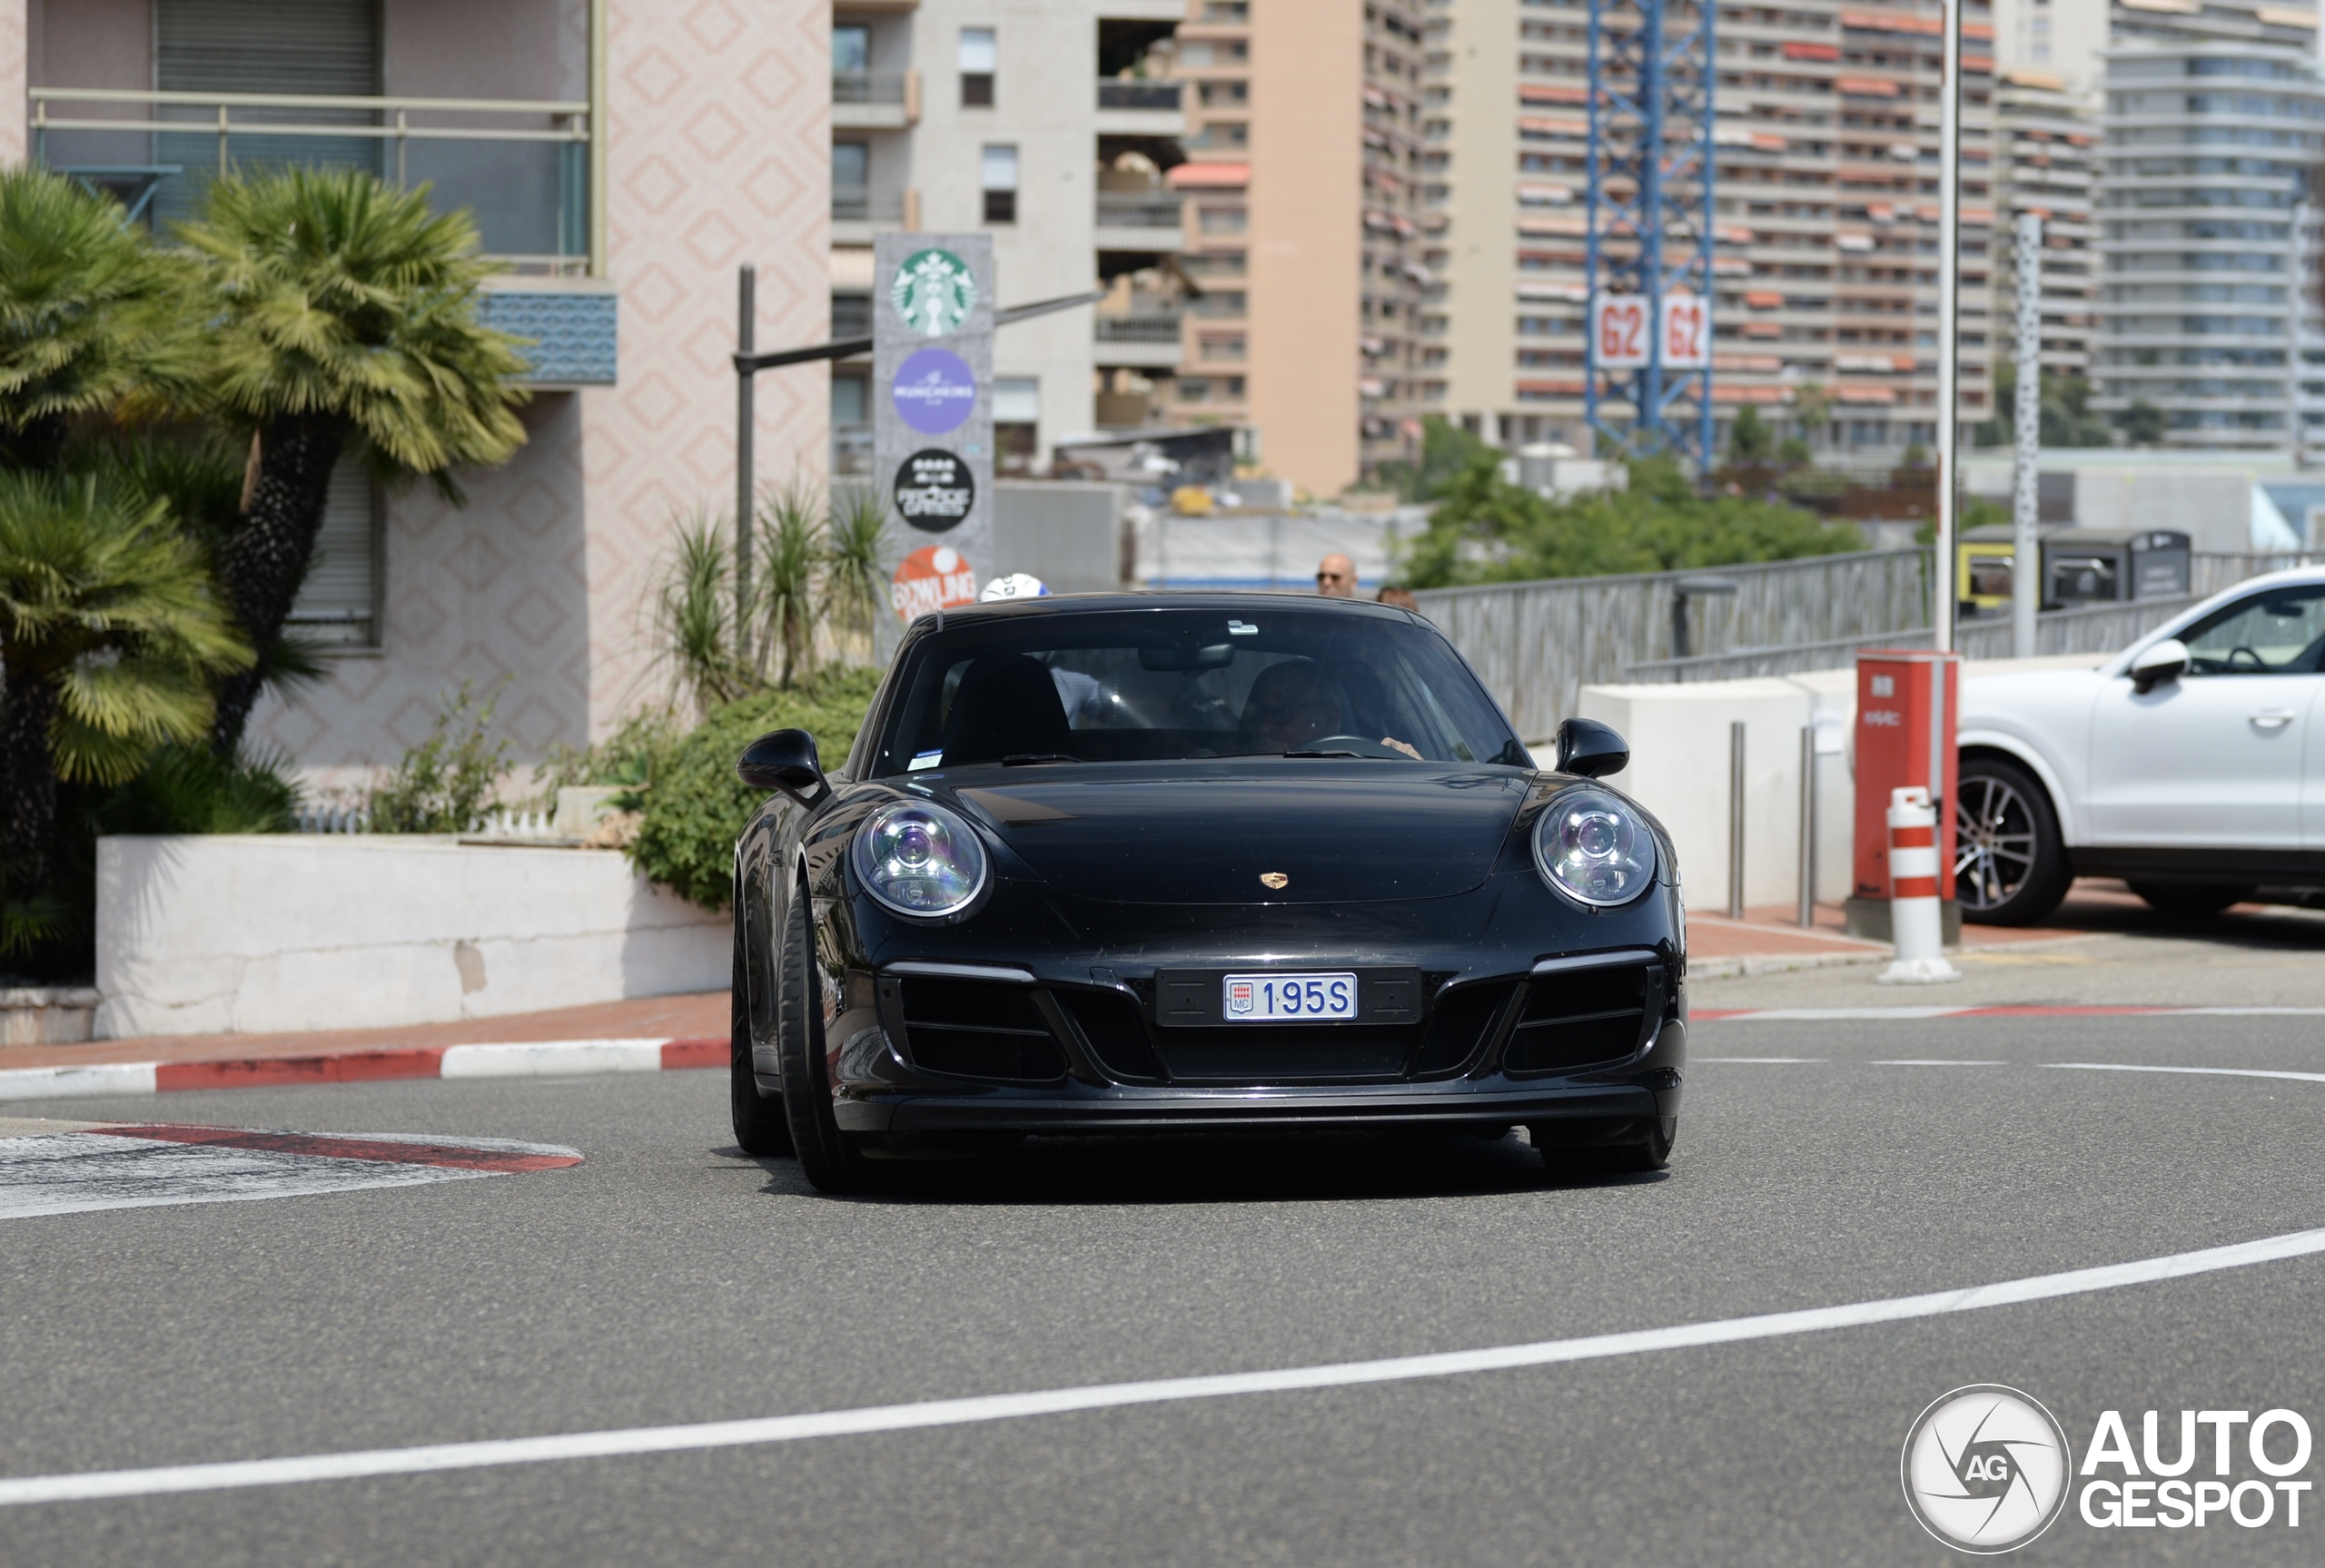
<box><xmin>1956</xmin><ymin>567</ymin><xmax>2325</xmax><ymax>923</ymax></box>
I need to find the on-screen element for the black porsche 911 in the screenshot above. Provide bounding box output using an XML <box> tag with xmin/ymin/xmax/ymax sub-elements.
<box><xmin>728</xmin><ymin>593</ymin><xmax>1686</xmax><ymax>1193</ymax></box>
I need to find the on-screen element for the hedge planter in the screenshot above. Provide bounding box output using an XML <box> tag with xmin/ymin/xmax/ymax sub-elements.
<box><xmin>1</xmin><ymin>987</ymin><xmax>102</xmax><ymax>1046</ymax></box>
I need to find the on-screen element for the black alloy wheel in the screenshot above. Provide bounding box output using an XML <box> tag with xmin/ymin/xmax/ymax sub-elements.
<box><xmin>2127</xmin><ymin>882</ymin><xmax>2254</xmax><ymax>920</ymax></box>
<box><xmin>730</xmin><ymin>914</ymin><xmax>793</xmax><ymax>1158</ymax></box>
<box><xmin>1954</xmin><ymin>755</ymin><xmax>2071</xmax><ymax>925</ymax></box>
<box><xmin>776</xmin><ymin>880</ymin><xmax>876</xmax><ymax>1194</ymax></box>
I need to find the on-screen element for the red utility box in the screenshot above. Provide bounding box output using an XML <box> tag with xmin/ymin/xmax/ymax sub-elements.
<box><xmin>1850</xmin><ymin>650</ymin><xmax>1960</xmax><ymax>928</ymax></box>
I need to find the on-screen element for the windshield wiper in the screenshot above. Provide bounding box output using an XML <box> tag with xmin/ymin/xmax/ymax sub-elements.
<box><xmin>1001</xmin><ymin>753</ymin><xmax>1078</xmax><ymax>766</ymax></box>
<box><xmin>1281</xmin><ymin>748</ymin><xmax>1373</xmax><ymax>759</ymax></box>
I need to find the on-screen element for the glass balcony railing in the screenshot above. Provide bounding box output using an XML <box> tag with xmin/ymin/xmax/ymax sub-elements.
<box><xmin>29</xmin><ymin>86</ymin><xmax>592</xmax><ymax>273</ymax></box>
<box><xmin>1096</xmin><ymin>194</ymin><xmax>1182</xmax><ymax>230</ymax></box>
<box><xmin>1098</xmin><ymin>81</ymin><xmax>1182</xmax><ymax>112</ymax></box>
<box><xmin>833</xmin><ymin>72</ymin><xmax>911</xmax><ymax>105</ymax></box>
<box><xmin>833</xmin><ymin>189</ymin><xmax>905</xmax><ymax>224</ymax></box>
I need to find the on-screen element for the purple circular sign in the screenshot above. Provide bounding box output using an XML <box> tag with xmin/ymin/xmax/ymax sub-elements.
<box><xmin>891</xmin><ymin>348</ymin><xmax>977</xmax><ymax>435</ymax></box>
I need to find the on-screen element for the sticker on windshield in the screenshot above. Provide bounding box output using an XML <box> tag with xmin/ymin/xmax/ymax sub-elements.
<box><xmin>908</xmin><ymin>749</ymin><xmax>944</xmax><ymax>771</ymax></box>
<box><xmin>1228</xmin><ymin>619</ymin><xmax>1258</xmax><ymax>636</ymax></box>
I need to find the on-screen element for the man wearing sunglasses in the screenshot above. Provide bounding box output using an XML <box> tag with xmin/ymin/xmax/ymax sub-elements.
<box><xmin>1314</xmin><ymin>553</ymin><xmax>1358</xmax><ymax>597</ymax></box>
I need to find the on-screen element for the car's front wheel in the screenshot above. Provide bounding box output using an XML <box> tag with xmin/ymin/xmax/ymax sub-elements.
<box><xmin>775</xmin><ymin>881</ymin><xmax>876</xmax><ymax>1194</ymax></box>
<box><xmin>1955</xmin><ymin>755</ymin><xmax>2071</xmax><ymax>925</ymax></box>
<box><xmin>2128</xmin><ymin>882</ymin><xmax>2253</xmax><ymax>919</ymax></box>
<box><xmin>729</xmin><ymin>915</ymin><xmax>793</xmax><ymax>1158</ymax></box>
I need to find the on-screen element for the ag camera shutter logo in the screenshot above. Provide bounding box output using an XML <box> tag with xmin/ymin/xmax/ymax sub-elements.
<box><xmin>1901</xmin><ymin>1385</ymin><xmax>2072</xmax><ymax>1553</ymax></box>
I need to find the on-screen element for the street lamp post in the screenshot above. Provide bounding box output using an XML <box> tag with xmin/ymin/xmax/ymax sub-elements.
<box><xmin>1933</xmin><ymin>0</ymin><xmax>1964</xmax><ymax>652</ymax></box>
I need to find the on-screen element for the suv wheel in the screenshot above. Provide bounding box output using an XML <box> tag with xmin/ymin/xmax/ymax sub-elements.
<box><xmin>1955</xmin><ymin>755</ymin><xmax>2071</xmax><ymax>925</ymax></box>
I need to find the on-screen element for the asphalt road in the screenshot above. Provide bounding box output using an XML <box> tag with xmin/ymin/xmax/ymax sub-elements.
<box><xmin>9</xmin><ymin>1011</ymin><xmax>2325</xmax><ymax>1565</ymax></box>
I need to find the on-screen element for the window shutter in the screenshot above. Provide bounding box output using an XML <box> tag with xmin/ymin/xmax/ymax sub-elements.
<box><xmin>156</xmin><ymin>0</ymin><xmax>381</xmax><ymax>97</ymax></box>
<box><xmin>286</xmin><ymin>455</ymin><xmax>383</xmax><ymax>649</ymax></box>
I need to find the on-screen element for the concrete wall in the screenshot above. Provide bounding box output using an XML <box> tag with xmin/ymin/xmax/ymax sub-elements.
<box><xmin>95</xmin><ymin>836</ymin><xmax>726</xmax><ymax>1038</ymax></box>
<box><xmin>993</xmin><ymin>480</ymin><xmax>1126</xmax><ymax>593</ymax></box>
<box><xmin>1250</xmin><ymin>0</ymin><xmax>1361</xmax><ymax>497</ymax></box>
<box><xmin>2</xmin><ymin>0</ymin><xmax>28</xmax><ymax>163</ymax></box>
<box><xmin>1578</xmin><ymin>674</ymin><xmax>1856</xmax><ymax>915</ymax></box>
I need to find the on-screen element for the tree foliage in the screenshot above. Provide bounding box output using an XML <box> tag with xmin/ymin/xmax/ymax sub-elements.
<box><xmin>1972</xmin><ymin>361</ymin><xmax>2115</xmax><ymax>449</ymax></box>
<box><xmin>1401</xmin><ymin>453</ymin><xmax>1864</xmax><ymax>588</ymax></box>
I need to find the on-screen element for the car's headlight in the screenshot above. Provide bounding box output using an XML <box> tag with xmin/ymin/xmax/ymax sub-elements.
<box><xmin>852</xmin><ymin>800</ymin><xmax>989</xmax><ymax>919</ymax></box>
<box><xmin>1533</xmin><ymin>788</ymin><xmax>1657</xmax><ymax>907</ymax></box>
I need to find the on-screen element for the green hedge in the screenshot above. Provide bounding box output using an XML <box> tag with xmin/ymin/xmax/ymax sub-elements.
<box><xmin>628</xmin><ymin>668</ymin><xmax>884</xmax><ymax>911</ymax></box>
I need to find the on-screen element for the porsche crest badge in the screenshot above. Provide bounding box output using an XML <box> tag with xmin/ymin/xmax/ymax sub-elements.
<box><xmin>1259</xmin><ymin>872</ymin><xmax>1290</xmax><ymax>890</ymax></box>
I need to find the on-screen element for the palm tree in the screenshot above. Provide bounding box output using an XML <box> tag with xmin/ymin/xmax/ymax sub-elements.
<box><xmin>0</xmin><ymin>472</ymin><xmax>251</xmax><ymax>899</ymax></box>
<box><xmin>0</xmin><ymin>166</ymin><xmax>191</xmax><ymax>475</ymax></box>
<box><xmin>754</xmin><ymin>480</ymin><xmax>822</xmax><ymax>691</ymax></box>
<box><xmin>643</xmin><ymin>508</ymin><xmax>752</xmax><ymax>719</ymax></box>
<box><xmin>176</xmin><ymin>168</ymin><xmax>531</xmax><ymax>750</ymax></box>
<box><xmin>824</xmin><ymin>487</ymin><xmax>891</xmax><ymax>666</ymax></box>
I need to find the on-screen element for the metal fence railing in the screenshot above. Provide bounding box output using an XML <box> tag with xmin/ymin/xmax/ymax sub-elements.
<box><xmin>1413</xmin><ymin>548</ymin><xmax>1931</xmax><ymax>739</ymax></box>
<box><xmin>1424</xmin><ymin>547</ymin><xmax>2325</xmax><ymax>734</ymax></box>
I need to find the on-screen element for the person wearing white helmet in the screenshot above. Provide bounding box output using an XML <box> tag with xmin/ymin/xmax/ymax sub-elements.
<box><xmin>979</xmin><ymin>573</ymin><xmax>1050</xmax><ymax>602</ymax></box>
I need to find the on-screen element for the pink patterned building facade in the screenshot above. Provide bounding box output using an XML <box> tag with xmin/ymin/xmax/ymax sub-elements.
<box><xmin>10</xmin><ymin>0</ymin><xmax>828</xmax><ymax>784</ymax></box>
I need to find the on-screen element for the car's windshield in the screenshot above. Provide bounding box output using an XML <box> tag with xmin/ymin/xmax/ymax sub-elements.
<box><xmin>870</xmin><ymin>606</ymin><xmax>1526</xmax><ymax>773</ymax></box>
<box><xmin>2179</xmin><ymin>584</ymin><xmax>2325</xmax><ymax>676</ymax></box>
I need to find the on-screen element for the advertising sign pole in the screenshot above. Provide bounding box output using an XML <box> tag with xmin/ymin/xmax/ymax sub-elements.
<box><xmin>875</xmin><ymin>233</ymin><xmax>995</xmax><ymax>626</ymax></box>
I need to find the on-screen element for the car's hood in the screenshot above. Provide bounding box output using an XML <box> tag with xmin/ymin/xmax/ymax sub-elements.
<box><xmin>937</xmin><ymin>763</ymin><xmax>1529</xmax><ymax>904</ymax></box>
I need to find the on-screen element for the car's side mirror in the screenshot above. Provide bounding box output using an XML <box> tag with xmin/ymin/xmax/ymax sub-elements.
<box><xmin>1554</xmin><ymin>717</ymin><xmax>1630</xmax><ymax>779</ymax></box>
<box><xmin>2130</xmin><ymin>638</ymin><xmax>2190</xmax><ymax>695</ymax></box>
<box><xmin>737</xmin><ymin>728</ymin><xmax>829</xmax><ymax>807</ymax></box>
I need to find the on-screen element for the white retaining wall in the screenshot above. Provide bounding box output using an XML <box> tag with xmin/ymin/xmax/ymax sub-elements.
<box><xmin>95</xmin><ymin>836</ymin><xmax>727</xmax><ymax>1039</ymax></box>
<box><xmin>1577</xmin><ymin>655</ymin><xmax>2103</xmax><ymax>913</ymax></box>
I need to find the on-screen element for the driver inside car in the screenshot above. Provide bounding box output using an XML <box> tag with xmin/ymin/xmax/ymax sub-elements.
<box><xmin>1240</xmin><ymin>658</ymin><xmax>1422</xmax><ymax>759</ymax></box>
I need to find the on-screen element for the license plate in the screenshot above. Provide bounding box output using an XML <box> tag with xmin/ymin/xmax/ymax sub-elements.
<box><xmin>1221</xmin><ymin>971</ymin><xmax>1358</xmax><ymax>1021</ymax></box>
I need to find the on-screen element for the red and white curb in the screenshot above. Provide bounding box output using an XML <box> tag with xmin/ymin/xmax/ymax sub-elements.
<box><xmin>0</xmin><ymin>1121</ymin><xmax>582</xmax><ymax>1220</ymax></box>
<box><xmin>0</xmin><ymin>1037</ymin><xmax>725</xmax><ymax>1103</ymax></box>
<box><xmin>1697</xmin><ymin>1005</ymin><xmax>2325</xmax><ymax>1022</ymax></box>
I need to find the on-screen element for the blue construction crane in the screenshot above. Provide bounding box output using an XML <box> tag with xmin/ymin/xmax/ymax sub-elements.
<box><xmin>1584</xmin><ymin>0</ymin><xmax>1717</xmax><ymax>474</ymax></box>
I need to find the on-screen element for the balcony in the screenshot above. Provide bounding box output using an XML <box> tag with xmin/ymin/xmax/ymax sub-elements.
<box><xmin>31</xmin><ymin>86</ymin><xmax>591</xmax><ymax>273</ymax></box>
<box><xmin>1095</xmin><ymin>313</ymin><xmax>1186</xmax><ymax>369</ymax></box>
<box><xmin>29</xmin><ymin>84</ymin><xmax>613</xmax><ymax>386</ymax></box>
<box><xmin>1096</xmin><ymin>79</ymin><xmax>1185</xmax><ymax>136</ymax></box>
<box><xmin>1095</xmin><ymin>192</ymin><xmax>1184</xmax><ymax>252</ymax></box>
<box><xmin>833</xmin><ymin>71</ymin><xmax>920</xmax><ymax>131</ymax></box>
<box><xmin>833</xmin><ymin>188</ymin><xmax>910</xmax><ymax>245</ymax></box>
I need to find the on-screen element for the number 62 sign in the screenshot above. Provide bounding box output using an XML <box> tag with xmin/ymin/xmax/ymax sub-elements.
<box><xmin>1591</xmin><ymin>291</ymin><xmax>1711</xmax><ymax>370</ymax></box>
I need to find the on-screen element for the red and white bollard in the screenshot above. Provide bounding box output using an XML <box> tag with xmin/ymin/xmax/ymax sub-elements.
<box><xmin>1877</xmin><ymin>786</ymin><xmax>1960</xmax><ymax>985</ymax></box>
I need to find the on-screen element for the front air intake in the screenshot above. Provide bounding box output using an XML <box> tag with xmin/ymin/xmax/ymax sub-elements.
<box><xmin>1502</xmin><ymin>963</ymin><xmax>1658</xmax><ymax>1075</ymax></box>
<box><xmin>895</xmin><ymin>978</ymin><xmax>1067</xmax><ymax>1082</ymax></box>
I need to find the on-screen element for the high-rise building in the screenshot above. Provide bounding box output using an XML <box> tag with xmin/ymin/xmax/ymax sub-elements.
<box><xmin>2092</xmin><ymin>25</ymin><xmax>2325</xmax><ymax>449</ymax></box>
<box><xmin>1426</xmin><ymin>0</ymin><xmax>1999</xmax><ymax>459</ymax></box>
<box><xmin>1990</xmin><ymin>69</ymin><xmax>2101</xmax><ymax>381</ymax></box>
<box><xmin>1990</xmin><ymin>0</ymin><xmax>2109</xmax><ymax>91</ymax></box>
<box><xmin>828</xmin><ymin>0</ymin><xmax>1187</xmax><ymax>477</ymax></box>
<box><xmin>1158</xmin><ymin>0</ymin><xmax>1432</xmax><ymax>497</ymax></box>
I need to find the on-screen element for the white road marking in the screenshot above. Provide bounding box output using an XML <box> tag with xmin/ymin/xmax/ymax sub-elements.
<box><xmin>1873</xmin><ymin>1060</ymin><xmax>2010</xmax><ymax>1067</ymax></box>
<box><xmin>1696</xmin><ymin>1057</ymin><xmax>1828</xmax><ymax>1064</ymax></box>
<box><xmin>438</xmin><ymin>1040</ymin><xmax>668</xmax><ymax>1078</ymax></box>
<box><xmin>9</xmin><ymin>1218</ymin><xmax>2325</xmax><ymax>1506</ymax></box>
<box><xmin>2052</xmin><ymin>1063</ymin><xmax>2325</xmax><ymax>1086</ymax></box>
<box><xmin>1710</xmin><ymin>1007</ymin><xmax>1974</xmax><ymax>1021</ymax></box>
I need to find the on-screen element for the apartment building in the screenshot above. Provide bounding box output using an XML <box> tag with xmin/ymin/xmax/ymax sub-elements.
<box><xmin>2092</xmin><ymin>6</ymin><xmax>2324</xmax><ymax>449</ymax></box>
<box><xmin>1427</xmin><ymin>0</ymin><xmax>1999</xmax><ymax>459</ymax></box>
<box><xmin>1153</xmin><ymin>0</ymin><xmax>1432</xmax><ymax>497</ymax></box>
<box><xmin>830</xmin><ymin>0</ymin><xmax>1186</xmax><ymax>477</ymax></box>
<box><xmin>1990</xmin><ymin>0</ymin><xmax>2109</xmax><ymax>90</ymax></box>
<box><xmin>9</xmin><ymin>0</ymin><xmax>828</xmax><ymax>783</ymax></box>
<box><xmin>1989</xmin><ymin>70</ymin><xmax>2101</xmax><ymax>379</ymax></box>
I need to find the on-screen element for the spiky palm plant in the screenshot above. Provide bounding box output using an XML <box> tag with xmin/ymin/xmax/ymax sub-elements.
<box><xmin>0</xmin><ymin>166</ymin><xmax>193</xmax><ymax>475</ymax></box>
<box><xmin>175</xmin><ymin>167</ymin><xmax>531</xmax><ymax>750</ymax></box>
<box><xmin>754</xmin><ymin>480</ymin><xmax>823</xmax><ymax>691</ymax></box>
<box><xmin>0</xmin><ymin>472</ymin><xmax>251</xmax><ymax>898</ymax></box>
<box><xmin>824</xmin><ymin>487</ymin><xmax>890</xmax><ymax>666</ymax></box>
<box><xmin>643</xmin><ymin>508</ymin><xmax>752</xmax><ymax>719</ymax></box>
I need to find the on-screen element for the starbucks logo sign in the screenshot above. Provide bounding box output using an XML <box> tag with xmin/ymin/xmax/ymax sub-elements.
<box><xmin>889</xmin><ymin>249</ymin><xmax>979</xmax><ymax>337</ymax></box>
